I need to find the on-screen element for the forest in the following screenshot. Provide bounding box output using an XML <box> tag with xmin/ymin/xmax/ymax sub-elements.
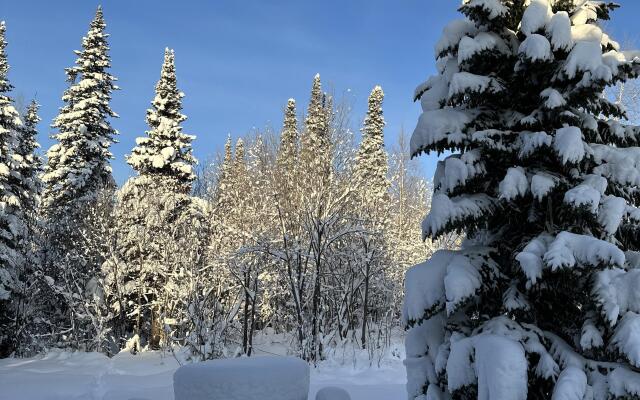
<box><xmin>0</xmin><ymin>8</ymin><xmax>446</xmax><ymax>363</ymax></box>
<box><xmin>5</xmin><ymin>0</ymin><xmax>640</xmax><ymax>399</ymax></box>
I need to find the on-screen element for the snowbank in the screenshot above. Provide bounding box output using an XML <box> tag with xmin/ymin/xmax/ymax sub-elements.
<box><xmin>173</xmin><ymin>356</ymin><xmax>309</xmax><ymax>400</ymax></box>
<box><xmin>0</xmin><ymin>334</ymin><xmax>406</xmax><ymax>400</ymax></box>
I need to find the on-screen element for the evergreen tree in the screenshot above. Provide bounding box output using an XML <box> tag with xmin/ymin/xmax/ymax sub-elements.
<box><xmin>233</xmin><ymin>138</ymin><xmax>246</xmax><ymax>183</ymax></box>
<box><xmin>274</xmin><ymin>99</ymin><xmax>300</xmax><ymax>230</ymax></box>
<box><xmin>42</xmin><ymin>5</ymin><xmax>118</xmax><ymax>213</ymax></box>
<box><xmin>0</xmin><ymin>21</ymin><xmax>26</xmax><ymax>357</ymax></box>
<box><xmin>12</xmin><ymin>100</ymin><xmax>44</xmax><ymax>356</ymax></box>
<box><xmin>216</xmin><ymin>135</ymin><xmax>234</xmax><ymax>204</ymax></box>
<box><xmin>404</xmin><ymin>1</ymin><xmax>640</xmax><ymax>399</ymax></box>
<box><xmin>106</xmin><ymin>48</ymin><xmax>202</xmax><ymax>351</ymax></box>
<box><xmin>353</xmin><ymin>86</ymin><xmax>389</xmax><ymax>348</ymax></box>
<box><xmin>127</xmin><ymin>48</ymin><xmax>195</xmax><ymax>190</ymax></box>
<box><xmin>276</xmin><ymin>99</ymin><xmax>298</xmax><ymax>177</ymax></box>
<box><xmin>354</xmin><ymin>86</ymin><xmax>388</xmax><ymax>201</ymax></box>
<box><xmin>300</xmin><ymin>74</ymin><xmax>330</xmax><ymax>186</ymax></box>
<box><xmin>208</xmin><ymin>135</ymin><xmax>233</xmax><ymax>275</ymax></box>
<box><xmin>16</xmin><ymin>100</ymin><xmax>42</xmax><ymax>214</ymax></box>
<box><xmin>39</xmin><ymin>6</ymin><xmax>118</xmax><ymax>350</ymax></box>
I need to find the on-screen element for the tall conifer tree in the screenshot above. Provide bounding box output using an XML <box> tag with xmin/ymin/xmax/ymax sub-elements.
<box><xmin>404</xmin><ymin>1</ymin><xmax>640</xmax><ymax>398</ymax></box>
<box><xmin>277</xmin><ymin>99</ymin><xmax>299</xmax><ymax>177</ymax></box>
<box><xmin>300</xmin><ymin>74</ymin><xmax>330</xmax><ymax>186</ymax></box>
<box><xmin>106</xmin><ymin>48</ymin><xmax>202</xmax><ymax>351</ymax></box>
<box><xmin>11</xmin><ymin>100</ymin><xmax>44</xmax><ymax>356</ymax></box>
<box><xmin>40</xmin><ymin>6</ymin><xmax>118</xmax><ymax>350</ymax></box>
<box><xmin>16</xmin><ymin>101</ymin><xmax>42</xmax><ymax>214</ymax></box>
<box><xmin>43</xmin><ymin>6</ymin><xmax>118</xmax><ymax>213</ymax></box>
<box><xmin>0</xmin><ymin>21</ymin><xmax>26</xmax><ymax>357</ymax></box>
<box><xmin>355</xmin><ymin>86</ymin><xmax>388</xmax><ymax>200</ymax></box>
<box><xmin>128</xmin><ymin>48</ymin><xmax>195</xmax><ymax>191</ymax></box>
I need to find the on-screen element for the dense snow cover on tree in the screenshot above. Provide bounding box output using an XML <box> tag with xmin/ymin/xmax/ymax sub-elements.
<box><xmin>405</xmin><ymin>0</ymin><xmax>640</xmax><ymax>399</ymax></box>
<box><xmin>0</xmin><ymin>20</ymin><xmax>27</xmax><ymax>357</ymax></box>
<box><xmin>42</xmin><ymin>6</ymin><xmax>118</xmax><ymax>213</ymax></box>
<box><xmin>34</xmin><ymin>6</ymin><xmax>120</xmax><ymax>352</ymax></box>
<box><xmin>127</xmin><ymin>48</ymin><xmax>196</xmax><ymax>186</ymax></box>
<box><xmin>102</xmin><ymin>47</ymin><xmax>206</xmax><ymax>353</ymax></box>
<box><xmin>0</xmin><ymin>20</ymin><xmax>44</xmax><ymax>358</ymax></box>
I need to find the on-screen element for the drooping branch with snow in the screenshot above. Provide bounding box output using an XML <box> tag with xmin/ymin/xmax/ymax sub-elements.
<box><xmin>405</xmin><ymin>0</ymin><xmax>640</xmax><ymax>398</ymax></box>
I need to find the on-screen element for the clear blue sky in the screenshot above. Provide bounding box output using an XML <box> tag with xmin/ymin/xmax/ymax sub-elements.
<box><xmin>3</xmin><ymin>0</ymin><xmax>640</xmax><ymax>184</ymax></box>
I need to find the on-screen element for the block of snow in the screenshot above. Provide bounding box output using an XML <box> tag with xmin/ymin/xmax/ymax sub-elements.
<box><xmin>422</xmin><ymin>194</ymin><xmax>494</xmax><ymax>239</ymax></box>
<box><xmin>563</xmin><ymin>184</ymin><xmax>601</xmax><ymax>213</ymax></box>
<box><xmin>599</xmin><ymin>196</ymin><xmax>626</xmax><ymax>235</ymax></box>
<box><xmin>547</xmin><ymin>12</ymin><xmax>573</xmax><ymax>51</ymax></box>
<box><xmin>474</xmin><ymin>335</ymin><xmax>528</xmax><ymax>400</ymax></box>
<box><xmin>445</xmin><ymin>254</ymin><xmax>482</xmax><ymax>315</ymax></box>
<box><xmin>519</xmin><ymin>131</ymin><xmax>552</xmax><ymax>157</ymax></box>
<box><xmin>458</xmin><ymin>32</ymin><xmax>509</xmax><ymax>64</ymax></box>
<box><xmin>405</xmin><ymin>313</ymin><xmax>445</xmax><ymax>361</ymax></box>
<box><xmin>404</xmin><ymin>356</ymin><xmax>435</xmax><ymax>399</ymax></box>
<box><xmin>516</xmin><ymin>234</ymin><xmax>553</xmax><ymax>286</ymax></box>
<box><xmin>552</xmin><ymin>366</ymin><xmax>587</xmax><ymax>400</ymax></box>
<box><xmin>499</xmin><ymin>167</ymin><xmax>529</xmax><ymax>201</ymax></box>
<box><xmin>553</xmin><ymin>126</ymin><xmax>585</xmax><ymax>164</ymax></box>
<box><xmin>610</xmin><ymin>312</ymin><xmax>640</xmax><ymax>368</ymax></box>
<box><xmin>594</xmin><ymin>268</ymin><xmax>640</xmax><ymax>325</ymax></box>
<box><xmin>411</xmin><ymin>109</ymin><xmax>474</xmax><ymax>156</ymax></box>
<box><xmin>435</xmin><ymin>151</ymin><xmax>485</xmax><ymax>195</ymax></box>
<box><xmin>464</xmin><ymin>0</ymin><xmax>508</xmax><ymax>20</ymax></box>
<box><xmin>315</xmin><ymin>387</ymin><xmax>351</xmax><ymax>400</ymax></box>
<box><xmin>543</xmin><ymin>231</ymin><xmax>625</xmax><ymax>271</ymax></box>
<box><xmin>608</xmin><ymin>367</ymin><xmax>640</xmax><ymax>398</ymax></box>
<box><xmin>540</xmin><ymin>88</ymin><xmax>566</xmax><ymax>109</ymax></box>
<box><xmin>173</xmin><ymin>356</ymin><xmax>309</xmax><ymax>400</ymax></box>
<box><xmin>435</xmin><ymin>19</ymin><xmax>478</xmax><ymax>56</ymax></box>
<box><xmin>530</xmin><ymin>173</ymin><xmax>556</xmax><ymax>201</ymax></box>
<box><xmin>580</xmin><ymin>319</ymin><xmax>604</xmax><ymax>350</ymax></box>
<box><xmin>571</xmin><ymin>24</ymin><xmax>603</xmax><ymax>44</ymax></box>
<box><xmin>403</xmin><ymin>251</ymin><xmax>453</xmax><ymax>323</ymax></box>
<box><xmin>521</xmin><ymin>0</ymin><xmax>552</xmax><ymax>36</ymax></box>
<box><xmin>564</xmin><ymin>41</ymin><xmax>607</xmax><ymax>80</ymax></box>
<box><xmin>591</xmin><ymin>144</ymin><xmax>640</xmax><ymax>187</ymax></box>
<box><xmin>447</xmin><ymin>334</ymin><xmax>528</xmax><ymax>400</ymax></box>
<box><xmin>417</xmin><ymin>75</ymin><xmax>449</xmax><ymax>111</ymax></box>
<box><xmin>519</xmin><ymin>34</ymin><xmax>552</xmax><ymax>61</ymax></box>
<box><xmin>448</xmin><ymin>72</ymin><xmax>503</xmax><ymax>98</ymax></box>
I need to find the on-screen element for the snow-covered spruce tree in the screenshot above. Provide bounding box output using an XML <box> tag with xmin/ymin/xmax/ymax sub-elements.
<box><xmin>353</xmin><ymin>86</ymin><xmax>390</xmax><ymax>348</ymax></box>
<box><xmin>15</xmin><ymin>100</ymin><xmax>43</xmax><ymax>274</ymax></box>
<box><xmin>105</xmin><ymin>48</ymin><xmax>204</xmax><ymax>352</ymax></box>
<box><xmin>404</xmin><ymin>1</ymin><xmax>640</xmax><ymax>399</ymax></box>
<box><xmin>12</xmin><ymin>100</ymin><xmax>44</xmax><ymax>356</ymax></box>
<box><xmin>300</xmin><ymin>74</ymin><xmax>331</xmax><ymax>188</ymax></box>
<box><xmin>207</xmin><ymin>135</ymin><xmax>234</xmax><ymax>285</ymax></box>
<box><xmin>127</xmin><ymin>48</ymin><xmax>195</xmax><ymax>185</ymax></box>
<box><xmin>40</xmin><ymin>6</ymin><xmax>118</xmax><ymax>350</ymax></box>
<box><xmin>272</xmin><ymin>99</ymin><xmax>301</xmax><ymax>242</ymax></box>
<box><xmin>16</xmin><ymin>101</ymin><xmax>42</xmax><ymax>220</ymax></box>
<box><xmin>354</xmin><ymin>86</ymin><xmax>388</xmax><ymax>201</ymax></box>
<box><xmin>213</xmin><ymin>135</ymin><xmax>234</xmax><ymax>211</ymax></box>
<box><xmin>0</xmin><ymin>21</ymin><xmax>27</xmax><ymax>357</ymax></box>
<box><xmin>276</xmin><ymin>99</ymin><xmax>299</xmax><ymax>188</ymax></box>
<box><xmin>43</xmin><ymin>6</ymin><xmax>118</xmax><ymax>212</ymax></box>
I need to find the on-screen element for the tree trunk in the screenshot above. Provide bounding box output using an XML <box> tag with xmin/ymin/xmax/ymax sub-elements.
<box><xmin>361</xmin><ymin>261</ymin><xmax>370</xmax><ymax>349</ymax></box>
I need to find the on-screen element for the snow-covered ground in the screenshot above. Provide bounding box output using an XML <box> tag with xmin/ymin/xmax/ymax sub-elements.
<box><xmin>0</xmin><ymin>335</ymin><xmax>406</xmax><ymax>400</ymax></box>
